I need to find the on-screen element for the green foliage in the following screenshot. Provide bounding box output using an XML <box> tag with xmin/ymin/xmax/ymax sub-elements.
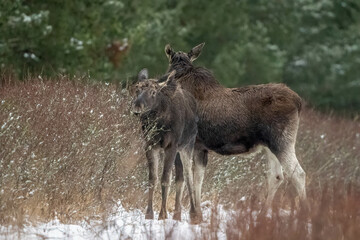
<box><xmin>0</xmin><ymin>0</ymin><xmax>359</xmax><ymax>114</ymax></box>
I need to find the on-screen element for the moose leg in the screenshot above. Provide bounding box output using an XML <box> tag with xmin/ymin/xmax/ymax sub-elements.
<box><xmin>275</xmin><ymin>144</ymin><xmax>309</xmax><ymax>212</ymax></box>
<box><xmin>263</xmin><ymin>147</ymin><xmax>284</xmax><ymax>211</ymax></box>
<box><xmin>192</xmin><ymin>148</ymin><xmax>208</xmax><ymax>221</ymax></box>
<box><xmin>173</xmin><ymin>153</ymin><xmax>184</xmax><ymax>221</ymax></box>
<box><xmin>180</xmin><ymin>140</ymin><xmax>201</xmax><ymax>224</ymax></box>
<box><xmin>158</xmin><ymin>146</ymin><xmax>177</xmax><ymax>220</ymax></box>
<box><xmin>145</xmin><ymin>148</ymin><xmax>160</xmax><ymax>219</ymax></box>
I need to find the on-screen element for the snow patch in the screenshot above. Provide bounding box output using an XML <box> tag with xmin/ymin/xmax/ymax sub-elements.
<box><xmin>0</xmin><ymin>201</ymin><xmax>233</xmax><ymax>240</ymax></box>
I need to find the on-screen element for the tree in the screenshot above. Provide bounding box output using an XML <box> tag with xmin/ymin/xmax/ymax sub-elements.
<box><xmin>1</xmin><ymin>0</ymin><xmax>359</xmax><ymax>114</ymax></box>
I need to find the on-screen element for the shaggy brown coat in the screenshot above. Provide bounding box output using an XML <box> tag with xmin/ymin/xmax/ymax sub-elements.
<box><xmin>130</xmin><ymin>69</ymin><xmax>198</xmax><ymax>221</ymax></box>
<box><xmin>163</xmin><ymin>43</ymin><xmax>308</xmax><ymax>222</ymax></box>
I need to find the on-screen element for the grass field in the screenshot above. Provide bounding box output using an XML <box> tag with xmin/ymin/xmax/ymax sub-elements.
<box><xmin>0</xmin><ymin>76</ymin><xmax>359</xmax><ymax>239</ymax></box>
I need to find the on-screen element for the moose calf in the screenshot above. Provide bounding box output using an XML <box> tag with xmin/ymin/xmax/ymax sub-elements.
<box><xmin>130</xmin><ymin>69</ymin><xmax>199</xmax><ymax>221</ymax></box>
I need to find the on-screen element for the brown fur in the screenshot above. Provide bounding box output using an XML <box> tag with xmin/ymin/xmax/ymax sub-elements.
<box><xmin>165</xmin><ymin>47</ymin><xmax>302</xmax><ymax>155</ymax></box>
<box><xmin>163</xmin><ymin>44</ymin><xmax>308</xmax><ymax>222</ymax></box>
<box><xmin>130</xmin><ymin>69</ymin><xmax>199</xmax><ymax>221</ymax></box>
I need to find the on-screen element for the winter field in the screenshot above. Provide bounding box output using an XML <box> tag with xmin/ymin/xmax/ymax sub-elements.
<box><xmin>0</xmin><ymin>77</ymin><xmax>359</xmax><ymax>239</ymax></box>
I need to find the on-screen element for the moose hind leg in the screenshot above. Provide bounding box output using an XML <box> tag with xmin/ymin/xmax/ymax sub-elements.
<box><xmin>263</xmin><ymin>147</ymin><xmax>284</xmax><ymax>211</ymax></box>
<box><xmin>276</xmin><ymin>145</ymin><xmax>308</xmax><ymax>211</ymax></box>
<box><xmin>173</xmin><ymin>153</ymin><xmax>184</xmax><ymax>221</ymax></box>
<box><xmin>145</xmin><ymin>149</ymin><xmax>159</xmax><ymax>219</ymax></box>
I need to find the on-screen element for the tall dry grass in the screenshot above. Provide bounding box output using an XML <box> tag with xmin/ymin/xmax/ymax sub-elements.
<box><xmin>0</xmin><ymin>76</ymin><xmax>145</xmax><ymax>225</ymax></box>
<box><xmin>0</xmin><ymin>76</ymin><xmax>359</xmax><ymax>239</ymax></box>
<box><xmin>200</xmin><ymin>181</ymin><xmax>359</xmax><ymax>240</ymax></box>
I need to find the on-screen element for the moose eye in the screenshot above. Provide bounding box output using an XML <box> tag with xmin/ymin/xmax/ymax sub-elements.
<box><xmin>151</xmin><ymin>90</ymin><xmax>156</xmax><ymax>97</ymax></box>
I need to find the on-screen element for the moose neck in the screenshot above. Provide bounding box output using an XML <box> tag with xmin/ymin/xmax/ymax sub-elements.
<box><xmin>168</xmin><ymin>61</ymin><xmax>223</xmax><ymax>100</ymax></box>
<box><xmin>168</xmin><ymin>61</ymin><xmax>192</xmax><ymax>78</ymax></box>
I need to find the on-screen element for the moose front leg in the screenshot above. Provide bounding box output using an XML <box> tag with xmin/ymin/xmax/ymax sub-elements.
<box><xmin>173</xmin><ymin>153</ymin><xmax>184</xmax><ymax>221</ymax></box>
<box><xmin>192</xmin><ymin>148</ymin><xmax>208</xmax><ymax>222</ymax></box>
<box><xmin>180</xmin><ymin>138</ymin><xmax>203</xmax><ymax>224</ymax></box>
<box><xmin>158</xmin><ymin>146</ymin><xmax>177</xmax><ymax>220</ymax></box>
<box><xmin>145</xmin><ymin>148</ymin><xmax>159</xmax><ymax>219</ymax></box>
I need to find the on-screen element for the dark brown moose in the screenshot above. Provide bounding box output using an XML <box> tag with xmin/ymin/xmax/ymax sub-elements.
<box><xmin>163</xmin><ymin>43</ymin><xmax>308</xmax><ymax>223</ymax></box>
<box><xmin>130</xmin><ymin>69</ymin><xmax>199</xmax><ymax>221</ymax></box>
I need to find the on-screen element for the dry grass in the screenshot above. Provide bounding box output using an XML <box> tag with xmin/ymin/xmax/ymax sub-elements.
<box><xmin>0</xmin><ymin>76</ymin><xmax>145</xmax><ymax>225</ymax></box>
<box><xmin>0</xmin><ymin>76</ymin><xmax>359</xmax><ymax>239</ymax></box>
<box><xmin>200</xmin><ymin>181</ymin><xmax>359</xmax><ymax>240</ymax></box>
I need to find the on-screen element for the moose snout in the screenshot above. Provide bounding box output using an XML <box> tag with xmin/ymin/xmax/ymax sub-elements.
<box><xmin>131</xmin><ymin>99</ymin><xmax>145</xmax><ymax>115</ymax></box>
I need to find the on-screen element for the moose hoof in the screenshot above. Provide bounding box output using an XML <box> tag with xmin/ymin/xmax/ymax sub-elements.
<box><xmin>173</xmin><ymin>212</ymin><xmax>181</xmax><ymax>221</ymax></box>
<box><xmin>158</xmin><ymin>211</ymin><xmax>167</xmax><ymax>220</ymax></box>
<box><xmin>145</xmin><ymin>210</ymin><xmax>154</xmax><ymax>220</ymax></box>
<box><xmin>190</xmin><ymin>212</ymin><xmax>203</xmax><ymax>225</ymax></box>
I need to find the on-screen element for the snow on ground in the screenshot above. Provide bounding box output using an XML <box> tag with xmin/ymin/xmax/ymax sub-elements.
<box><xmin>0</xmin><ymin>201</ymin><xmax>235</xmax><ymax>240</ymax></box>
<box><xmin>0</xmin><ymin>200</ymin><xmax>298</xmax><ymax>240</ymax></box>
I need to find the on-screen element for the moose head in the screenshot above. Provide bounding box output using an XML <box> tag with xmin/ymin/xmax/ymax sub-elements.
<box><xmin>165</xmin><ymin>43</ymin><xmax>205</xmax><ymax>64</ymax></box>
<box><xmin>130</xmin><ymin>69</ymin><xmax>177</xmax><ymax>115</ymax></box>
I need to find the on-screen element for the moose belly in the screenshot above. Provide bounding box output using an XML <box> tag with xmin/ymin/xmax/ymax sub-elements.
<box><xmin>211</xmin><ymin>142</ymin><xmax>250</xmax><ymax>155</ymax></box>
<box><xmin>197</xmin><ymin>122</ymin><xmax>258</xmax><ymax>155</ymax></box>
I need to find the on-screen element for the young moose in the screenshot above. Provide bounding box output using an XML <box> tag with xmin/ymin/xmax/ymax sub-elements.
<box><xmin>163</xmin><ymin>43</ymin><xmax>308</xmax><ymax>222</ymax></box>
<box><xmin>130</xmin><ymin>69</ymin><xmax>198</xmax><ymax>221</ymax></box>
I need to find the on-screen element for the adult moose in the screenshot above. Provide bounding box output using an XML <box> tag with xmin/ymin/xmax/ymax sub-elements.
<box><xmin>164</xmin><ymin>43</ymin><xmax>308</xmax><ymax>222</ymax></box>
<box><xmin>130</xmin><ymin>69</ymin><xmax>199</xmax><ymax>221</ymax></box>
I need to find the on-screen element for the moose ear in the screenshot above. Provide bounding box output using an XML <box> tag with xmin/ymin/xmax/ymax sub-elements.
<box><xmin>188</xmin><ymin>42</ymin><xmax>205</xmax><ymax>62</ymax></box>
<box><xmin>158</xmin><ymin>70</ymin><xmax>177</xmax><ymax>91</ymax></box>
<box><xmin>165</xmin><ymin>44</ymin><xmax>174</xmax><ymax>60</ymax></box>
<box><xmin>138</xmin><ymin>68</ymin><xmax>148</xmax><ymax>82</ymax></box>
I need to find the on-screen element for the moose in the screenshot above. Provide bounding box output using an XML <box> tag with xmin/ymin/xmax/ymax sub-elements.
<box><xmin>130</xmin><ymin>69</ymin><xmax>199</xmax><ymax>221</ymax></box>
<box><xmin>162</xmin><ymin>43</ymin><xmax>308</xmax><ymax>222</ymax></box>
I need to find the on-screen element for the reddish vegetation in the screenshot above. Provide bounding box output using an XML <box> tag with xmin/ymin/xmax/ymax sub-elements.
<box><xmin>0</xmin><ymin>77</ymin><xmax>144</xmax><ymax>224</ymax></box>
<box><xmin>0</xmin><ymin>77</ymin><xmax>359</xmax><ymax>239</ymax></box>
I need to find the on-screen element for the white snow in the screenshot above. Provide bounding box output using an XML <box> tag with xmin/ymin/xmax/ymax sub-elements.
<box><xmin>0</xmin><ymin>199</ymin><xmax>303</xmax><ymax>239</ymax></box>
<box><xmin>0</xmin><ymin>201</ymin><xmax>233</xmax><ymax>240</ymax></box>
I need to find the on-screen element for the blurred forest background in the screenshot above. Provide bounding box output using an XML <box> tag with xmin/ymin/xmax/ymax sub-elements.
<box><xmin>1</xmin><ymin>0</ymin><xmax>360</xmax><ymax>114</ymax></box>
